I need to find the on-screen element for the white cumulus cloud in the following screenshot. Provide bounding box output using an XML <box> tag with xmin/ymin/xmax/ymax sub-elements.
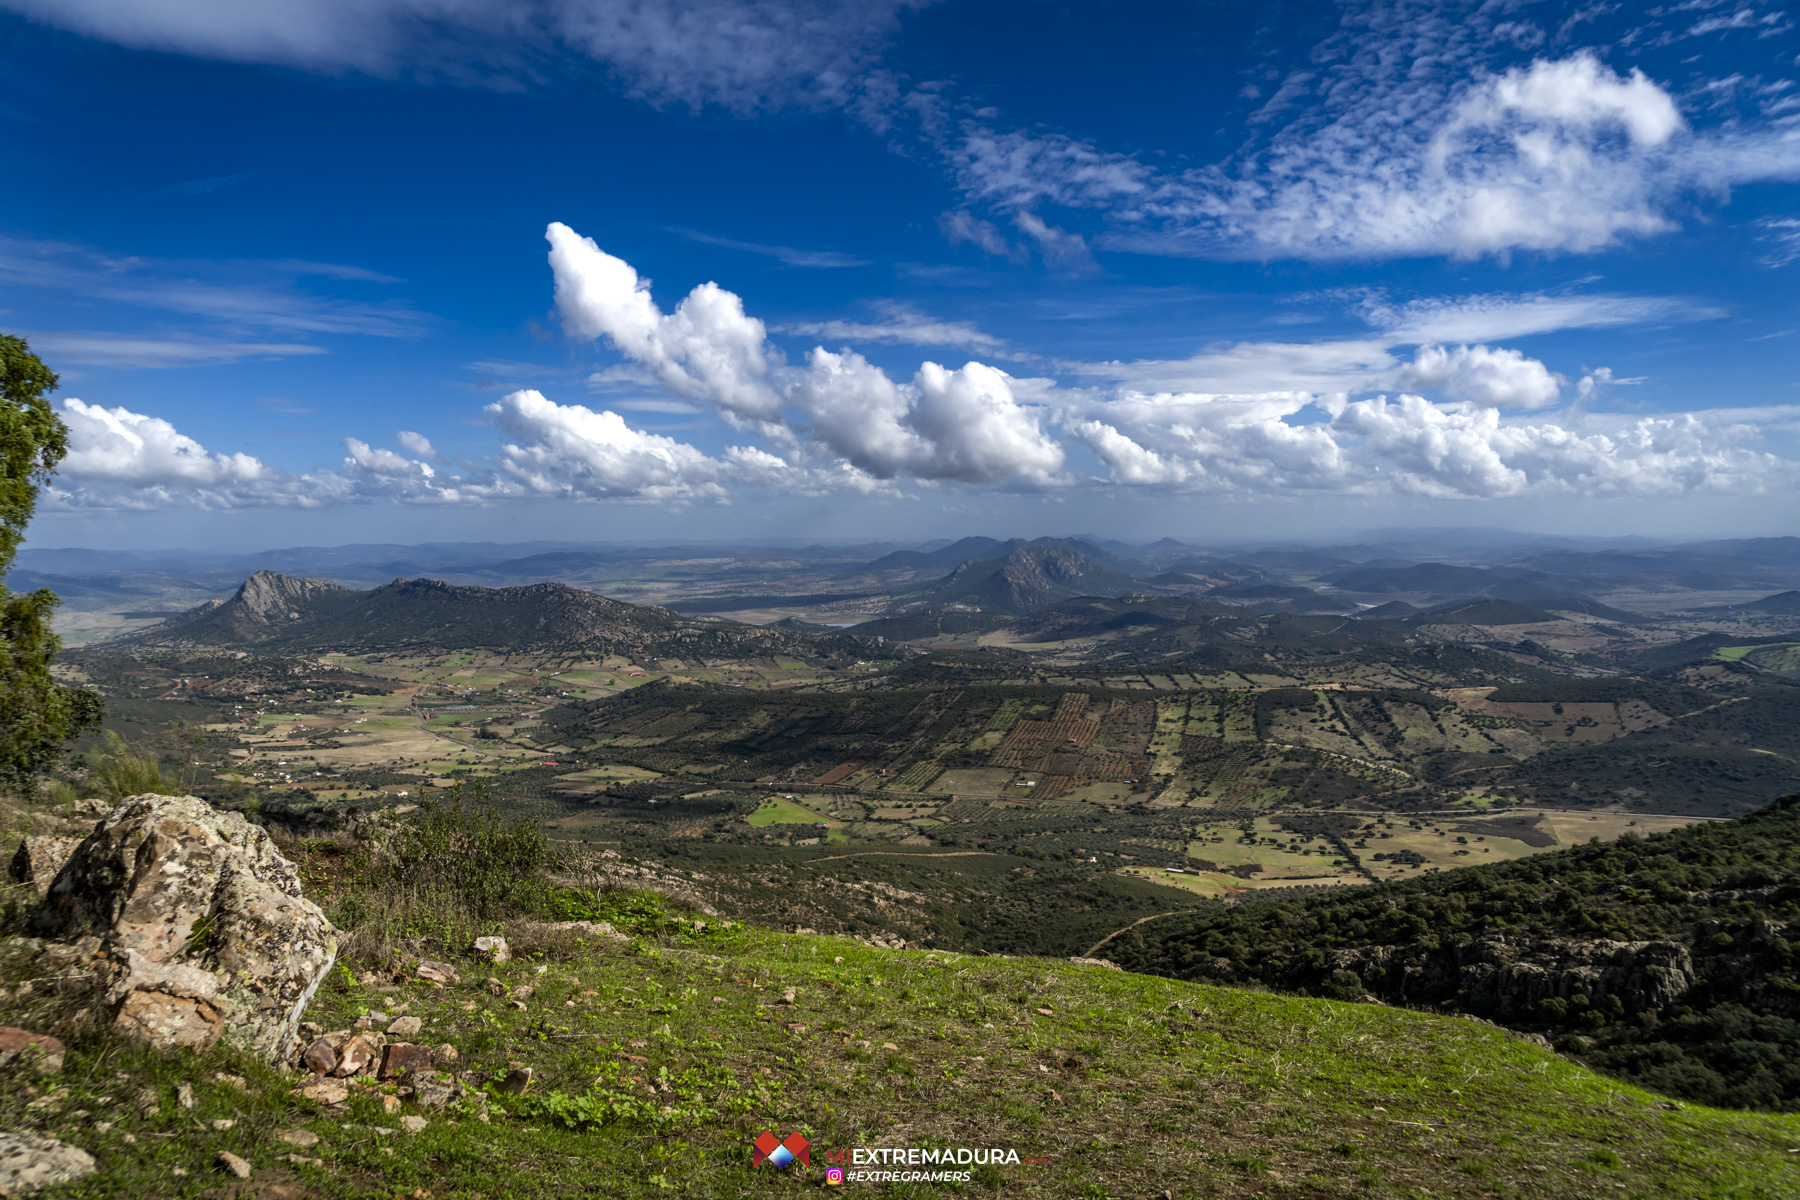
<box><xmin>545</xmin><ymin>222</ymin><xmax>1065</xmax><ymax>485</ymax></box>
<box><xmin>486</xmin><ymin>388</ymin><xmax>730</xmax><ymax>502</ymax></box>
<box><xmin>1395</xmin><ymin>344</ymin><xmax>1563</xmax><ymax>409</ymax></box>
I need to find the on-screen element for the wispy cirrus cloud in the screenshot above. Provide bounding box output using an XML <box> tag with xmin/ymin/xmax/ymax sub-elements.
<box><xmin>1348</xmin><ymin>288</ymin><xmax>1726</xmax><ymax>343</ymax></box>
<box><xmin>142</xmin><ymin>169</ymin><xmax>256</xmax><ymax>200</ymax></box>
<box><xmin>780</xmin><ymin>301</ymin><xmax>1013</xmax><ymax>356</ymax></box>
<box><xmin>0</xmin><ymin>235</ymin><xmax>427</xmax><ymax>362</ymax></box>
<box><xmin>0</xmin><ymin>0</ymin><xmax>936</xmax><ymax>114</ymax></box>
<box><xmin>935</xmin><ymin>0</ymin><xmax>1800</xmax><ymax>264</ymax></box>
<box><xmin>19</xmin><ymin>331</ymin><xmax>327</xmax><ymax>368</ymax></box>
<box><xmin>668</xmin><ymin>227</ymin><xmax>868</xmax><ymax>269</ymax></box>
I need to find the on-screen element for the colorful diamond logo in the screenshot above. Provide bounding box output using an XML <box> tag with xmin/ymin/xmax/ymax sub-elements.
<box><xmin>751</xmin><ymin>1131</ymin><xmax>810</xmax><ymax>1168</ymax></box>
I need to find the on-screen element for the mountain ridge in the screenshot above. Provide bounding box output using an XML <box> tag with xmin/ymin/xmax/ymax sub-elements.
<box><xmin>132</xmin><ymin>571</ymin><xmax>883</xmax><ymax>662</ymax></box>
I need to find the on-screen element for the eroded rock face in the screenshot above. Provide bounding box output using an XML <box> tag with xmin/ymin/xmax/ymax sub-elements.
<box><xmin>9</xmin><ymin>837</ymin><xmax>83</xmax><ymax>901</ymax></box>
<box><xmin>30</xmin><ymin>794</ymin><xmax>337</xmax><ymax>1061</ymax></box>
<box><xmin>1316</xmin><ymin>937</ymin><xmax>1695</xmax><ymax>1020</ymax></box>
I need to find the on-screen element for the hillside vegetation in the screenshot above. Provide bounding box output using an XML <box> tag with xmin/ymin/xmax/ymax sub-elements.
<box><xmin>2</xmin><ymin>801</ymin><xmax>1799</xmax><ymax>1198</ymax></box>
<box><xmin>1116</xmin><ymin>794</ymin><xmax>1800</xmax><ymax>1111</ymax></box>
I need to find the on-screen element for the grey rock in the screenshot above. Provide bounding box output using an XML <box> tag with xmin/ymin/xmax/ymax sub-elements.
<box><xmin>412</xmin><ymin>1071</ymin><xmax>461</xmax><ymax>1108</ymax></box>
<box><xmin>29</xmin><ymin>794</ymin><xmax>338</xmax><ymax>1061</ymax></box>
<box><xmin>8</xmin><ymin>838</ymin><xmax>81</xmax><ymax>901</ymax></box>
<box><xmin>385</xmin><ymin>1015</ymin><xmax>423</xmax><ymax>1038</ymax></box>
<box><xmin>0</xmin><ymin>1132</ymin><xmax>97</xmax><ymax>1194</ymax></box>
<box><xmin>472</xmin><ymin>936</ymin><xmax>510</xmax><ymax>964</ymax></box>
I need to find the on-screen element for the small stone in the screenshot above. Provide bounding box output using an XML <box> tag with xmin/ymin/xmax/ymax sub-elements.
<box><xmin>416</xmin><ymin>1071</ymin><xmax>462</xmax><ymax>1107</ymax></box>
<box><xmin>303</xmin><ymin>1037</ymin><xmax>338</xmax><ymax>1075</ymax></box>
<box><xmin>0</xmin><ymin>1132</ymin><xmax>99</xmax><ymax>1192</ymax></box>
<box><xmin>495</xmin><ymin>1067</ymin><xmax>533</xmax><ymax>1095</ymax></box>
<box><xmin>510</xmin><ymin>985</ymin><xmax>533</xmax><ymax>1001</ymax></box>
<box><xmin>218</xmin><ymin>1150</ymin><xmax>252</xmax><ymax>1179</ymax></box>
<box><xmin>357</xmin><ymin>971</ymin><xmax>378</xmax><ymax>986</ymax></box>
<box><xmin>176</xmin><ymin>1082</ymin><xmax>196</xmax><ymax>1109</ymax></box>
<box><xmin>399</xmin><ymin>1115</ymin><xmax>428</xmax><ymax>1134</ymax></box>
<box><xmin>275</xmin><ymin>1129</ymin><xmax>320</xmax><ymax>1148</ymax></box>
<box><xmin>0</xmin><ymin>1027</ymin><xmax>65</xmax><ymax>1075</ymax></box>
<box><xmin>473</xmin><ymin>936</ymin><xmax>510</xmax><ymax>964</ymax></box>
<box><xmin>172</xmin><ymin>1167</ymin><xmax>188</xmax><ymax>1177</ymax></box>
<box><xmin>211</xmin><ymin>1119</ymin><xmax>235</xmax><ymax>1131</ymax></box>
<box><xmin>291</xmin><ymin>1076</ymin><xmax>350</xmax><ymax>1106</ymax></box>
<box><xmin>434</xmin><ymin>1043</ymin><xmax>458</xmax><ymax>1063</ymax></box>
<box><xmin>213</xmin><ymin>1072</ymin><xmax>247</xmax><ymax>1090</ymax></box>
<box><xmin>881</xmin><ymin>1042</ymin><xmax>898</xmax><ymax>1051</ymax></box>
<box><xmin>380</xmin><ymin>1094</ymin><xmax>401</xmax><ymax>1115</ymax></box>
<box><xmin>381</xmin><ymin>1043</ymin><xmax>434</xmax><ymax>1080</ymax></box>
<box><xmin>508</xmin><ymin>1000</ymin><xmax>527</xmax><ymax>1011</ymax></box>
<box><xmin>1035</xmin><ymin>1007</ymin><xmax>1054</xmax><ymax>1016</ymax></box>
<box><xmin>486</xmin><ymin>978</ymin><xmax>505</xmax><ymax>996</ymax></box>
<box><xmin>93</xmin><ymin>1121</ymin><xmax>113</xmax><ymax>1133</ymax></box>
<box><xmin>416</xmin><ymin>961</ymin><xmax>459</xmax><ymax>987</ymax></box>
<box><xmin>135</xmin><ymin>1086</ymin><xmax>159</xmax><ymax>1117</ymax></box>
<box><xmin>300</xmin><ymin>1021</ymin><xmax>323</xmax><ymax>1037</ymax></box>
<box><xmin>281</xmin><ymin>1154</ymin><xmax>324</xmax><ymax>1167</ymax></box>
<box><xmin>333</xmin><ymin>1034</ymin><xmax>383</xmax><ymax>1077</ymax></box>
<box><xmin>779</xmin><ymin>987</ymin><xmax>797</xmax><ymax>1005</ymax></box>
<box><xmin>386</xmin><ymin>1015</ymin><xmax>424</xmax><ymax>1038</ymax></box>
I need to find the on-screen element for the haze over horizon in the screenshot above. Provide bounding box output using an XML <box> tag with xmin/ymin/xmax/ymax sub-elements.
<box><xmin>3</xmin><ymin>0</ymin><xmax>1798</xmax><ymax>549</ymax></box>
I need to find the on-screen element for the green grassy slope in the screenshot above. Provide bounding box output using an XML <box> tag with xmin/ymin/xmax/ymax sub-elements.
<box><xmin>5</xmin><ymin>922</ymin><xmax>1799</xmax><ymax>1199</ymax></box>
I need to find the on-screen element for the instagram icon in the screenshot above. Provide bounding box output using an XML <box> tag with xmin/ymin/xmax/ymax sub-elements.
<box><xmin>826</xmin><ymin>1167</ymin><xmax>845</xmax><ymax>1185</ymax></box>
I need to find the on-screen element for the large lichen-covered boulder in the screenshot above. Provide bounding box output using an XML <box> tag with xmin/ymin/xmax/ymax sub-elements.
<box><xmin>30</xmin><ymin>794</ymin><xmax>337</xmax><ymax>1061</ymax></box>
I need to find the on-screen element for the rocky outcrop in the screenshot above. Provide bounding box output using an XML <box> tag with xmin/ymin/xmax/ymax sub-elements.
<box><xmin>29</xmin><ymin>794</ymin><xmax>337</xmax><ymax>1061</ymax></box>
<box><xmin>1315</xmin><ymin>937</ymin><xmax>1695</xmax><ymax>1021</ymax></box>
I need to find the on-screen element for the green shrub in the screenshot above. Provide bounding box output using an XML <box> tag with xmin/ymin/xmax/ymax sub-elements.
<box><xmin>89</xmin><ymin>731</ymin><xmax>167</xmax><ymax>800</ymax></box>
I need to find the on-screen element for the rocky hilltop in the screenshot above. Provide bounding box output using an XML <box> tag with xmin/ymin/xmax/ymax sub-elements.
<box><xmin>932</xmin><ymin>546</ymin><xmax>1142</xmax><ymax>613</ymax></box>
<box><xmin>135</xmin><ymin>571</ymin><xmax>888</xmax><ymax>662</ymax></box>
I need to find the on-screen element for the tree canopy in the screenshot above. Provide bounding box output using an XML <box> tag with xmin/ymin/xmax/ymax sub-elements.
<box><xmin>0</xmin><ymin>335</ymin><xmax>102</xmax><ymax>787</ymax></box>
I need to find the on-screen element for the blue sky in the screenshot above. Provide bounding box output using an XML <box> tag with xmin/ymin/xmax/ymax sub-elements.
<box><xmin>2</xmin><ymin>0</ymin><xmax>1798</xmax><ymax>549</ymax></box>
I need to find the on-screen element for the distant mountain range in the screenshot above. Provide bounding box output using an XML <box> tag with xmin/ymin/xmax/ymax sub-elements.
<box><xmin>132</xmin><ymin>571</ymin><xmax>881</xmax><ymax>661</ymax></box>
<box><xmin>17</xmin><ymin>534</ymin><xmax>1800</xmax><ymax>632</ymax></box>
